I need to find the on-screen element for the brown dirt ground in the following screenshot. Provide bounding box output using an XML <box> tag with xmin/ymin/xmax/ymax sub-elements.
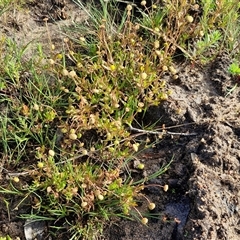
<box><xmin>0</xmin><ymin>1</ymin><xmax>240</xmax><ymax>240</ymax></box>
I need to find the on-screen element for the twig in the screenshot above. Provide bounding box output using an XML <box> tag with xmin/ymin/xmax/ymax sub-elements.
<box><xmin>225</xmin><ymin>83</ymin><xmax>238</xmax><ymax>98</ymax></box>
<box><xmin>6</xmin><ymin>172</ymin><xmax>29</xmax><ymax>177</ymax></box>
<box><xmin>128</xmin><ymin>125</ymin><xmax>197</xmax><ymax>136</ymax></box>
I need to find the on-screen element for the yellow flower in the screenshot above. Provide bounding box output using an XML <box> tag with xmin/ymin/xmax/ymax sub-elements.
<box><xmin>37</xmin><ymin>162</ymin><xmax>44</xmax><ymax>169</ymax></box>
<box><xmin>110</xmin><ymin>64</ymin><xmax>116</xmax><ymax>71</ymax></box>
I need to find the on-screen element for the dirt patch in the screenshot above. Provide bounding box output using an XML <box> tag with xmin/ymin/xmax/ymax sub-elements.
<box><xmin>0</xmin><ymin>1</ymin><xmax>240</xmax><ymax>240</ymax></box>
<box><xmin>0</xmin><ymin>0</ymin><xmax>87</xmax><ymax>57</ymax></box>
<box><xmin>103</xmin><ymin>55</ymin><xmax>240</xmax><ymax>240</ymax></box>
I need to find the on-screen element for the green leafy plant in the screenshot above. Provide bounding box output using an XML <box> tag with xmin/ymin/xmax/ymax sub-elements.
<box><xmin>228</xmin><ymin>62</ymin><xmax>240</xmax><ymax>75</ymax></box>
<box><xmin>193</xmin><ymin>30</ymin><xmax>222</xmax><ymax>63</ymax></box>
<box><xmin>225</xmin><ymin>62</ymin><xmax>240</xmax><ymax>97</ymax></box>
<box><xmin>0</xmin><ymin>1</ymin><xmax>171</xmax><ymax>239</ymax></box>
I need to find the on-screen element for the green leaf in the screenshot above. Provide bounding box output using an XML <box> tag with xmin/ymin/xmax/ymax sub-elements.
<box><xmin>228</xmin><ymin>63</ymin><xmax>240</xmax><ymax>75</ymax></box>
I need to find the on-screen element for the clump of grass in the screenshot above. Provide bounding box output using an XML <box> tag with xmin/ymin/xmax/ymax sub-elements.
<box><xmin>193</xmin><ymin>0</ymin><xmax>240</xmax><ymax>63</ymax></box>
<box><xmin>0</xmin><ymin>1</ymin><xmax>171</xmax><ymax>239</ymax></box>
<box><xmin>25</xmin><ymin>155</ymin><xmax>146</xmax><ymax>238</ymax></box>
<box><xmin>136</xmin><ymin>0</ymin><xmax>240</xmax><ymax>63</ymax></box>
<box><xmin>0</xmin><ymin>0</ymin><xmax>27</xmax><ymax>16</ymax></box>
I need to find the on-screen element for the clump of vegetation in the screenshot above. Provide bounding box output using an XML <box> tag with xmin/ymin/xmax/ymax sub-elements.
<box><xmin>0</xmin><ymin>0</ymin><xmax>26</xmax><ymax>16</ymax></box>
<box><xmin>0</xmin><ymin>236</ymin><xmax>12</xmax><ymax>240</ymax></box>
<box><xmin>228</xmin><ymin>62</ymin><xmax>240</xmax><ymax>76</ymax></box>
<box><xmin>0</xmin><ymin>0</ymin><xmax>239</xmax><ymax>239</ymax></box>
<box><xmin>225</xmin><ymin>62</ymin><xmax>240</xmax><ymax>97</ymax></box>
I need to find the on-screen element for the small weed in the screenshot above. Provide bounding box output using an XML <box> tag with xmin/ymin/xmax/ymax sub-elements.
<box><xmin>228</xmin><ymin>62</ymin><xmax>240</xmax><ymax>76</ymax></box>
<box><xmin>225</xmin><ymin>62</ymin><xmax>240</xmax><ymax>97</ymax></box>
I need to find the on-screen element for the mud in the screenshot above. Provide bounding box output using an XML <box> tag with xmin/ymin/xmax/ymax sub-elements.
<box><xmin>0</xmin><ymin>1</ymin><xmax>240</xmax><ymax>240</ymax></box>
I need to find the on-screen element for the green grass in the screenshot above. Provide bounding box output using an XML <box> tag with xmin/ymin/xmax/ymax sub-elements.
<box><xmin>0</xmin><ymin>0</ymin><xmax>26</xmax><ymax>16</ymax></box>
<box><xmin>0</xmin><ymin>0</ymin><xmax>240</xmax><ymax>239</ymax></box>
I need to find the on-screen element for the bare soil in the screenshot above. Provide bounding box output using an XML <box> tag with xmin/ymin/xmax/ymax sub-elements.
<box><xmin>103</xmin><ymin>56</ymin><xmax>240</xmax><ymax>240</ymax></box>
<box><xmin>0</xmin><ymin>1</ymin><xmax>240</xmax><ymax>239</ymax></box>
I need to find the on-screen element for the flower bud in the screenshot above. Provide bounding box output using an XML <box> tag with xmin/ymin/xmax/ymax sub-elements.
<box><xmin>141</xmin><ymin>218</ymin><xmax>148</xmax><ymax>224</ymax></box>
<box><xmin>148</xmin><ymin>202</ymin><xmax>156</xmax><ymax>210</ymax></box>
<box><xmin>69</xmin><ymin>133</ymin><xmax>78</xmax><ymax>140</ymax></box>
<box><xmin>163</xmin><ymin>184</ymin><xmax>169</xmax><ymax>192</ymax></box>
<box><xmin>13</xmin><ymin>177</ymin><xmax>20</xmax><ymax>183</ymax></box>
<box><xmin>137</xmin><ymin>163</ymin><xmax>145</xmax><ymax>170</ymax></box>
<box><xmin>37</xmin><ymin>162</ymin><xmax>44</xmax><ymax>168</ymax></box>
<box><xmin>186</xmin><ymin>15</ymin><xmax>194</xmax><ymax>23</ymax></box>
<box><xmin>81</xmin><ymin>202</ymin><xmax>88</xmax><ymax>208</ymax></box>
<box><xmin>97</xmin><ymin>194</ymin><xmax>104</xmax><ymax>200</ymax></box>
<box><xmin>48</xmin><ymin>150</ymin><xmax>55</xmax><ymax>157</ymax></box>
